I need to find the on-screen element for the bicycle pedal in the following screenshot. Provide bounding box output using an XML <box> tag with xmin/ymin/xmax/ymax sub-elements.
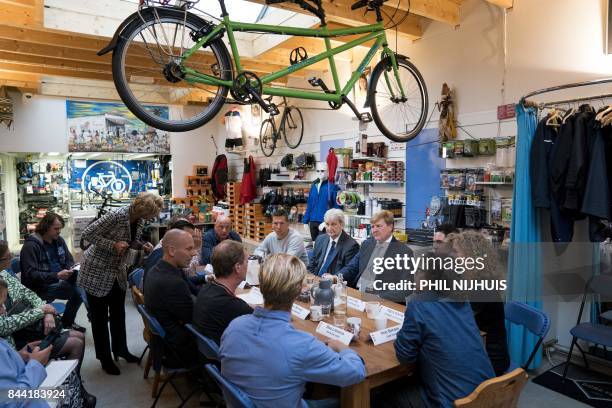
<box><xmin>308</xmin><ymin>77</ymin><xmax>320</xmax><ymax>87</ymax></box>
<box><xmin>359</xmin><ymin>112</ymin><xmax>373</xmax><ymax>123</ymax></box>
<box><xmin>267</xmin><ymin>103</ymin><xmax>280</xmax><ymax>116</ymax></box>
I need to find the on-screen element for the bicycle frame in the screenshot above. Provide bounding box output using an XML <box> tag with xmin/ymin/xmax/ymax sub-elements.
<box><xmin>180</xmin><ymin>15</ymin><xmax>407</xmax><ymax>104</ymax></box>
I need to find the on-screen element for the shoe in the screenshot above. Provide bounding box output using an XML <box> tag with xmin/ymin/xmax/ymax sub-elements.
<box><xmin>70</xmin><ymin>323</ymin><xmax>86</xmax><ymax>333</ymax></box>
<box><xmin>113</xmin><ymin>351</ymin><xmax>140</xmax><ymax>363</ymax></box>
<box><xmin>101</xmin><ymin>360</ymin><xmax>120</xmax><ymax>375</ymax></box>
<box><xmin>81</xmin><ymin>384</ymin><xmax>97</xmax><ymax>407</ymax></box>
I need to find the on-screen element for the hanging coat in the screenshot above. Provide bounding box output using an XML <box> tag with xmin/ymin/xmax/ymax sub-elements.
<box><xmin>240</xmin><ymin>155</ymin><xmax>257</xmax><ymax>204</ymax></box>
<box><xmin>326</xmin><ymin>149</ymin><xmax>338</xmax><ymax>183</ymax></box>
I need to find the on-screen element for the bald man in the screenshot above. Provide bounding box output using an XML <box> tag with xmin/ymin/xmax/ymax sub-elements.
<box><xmin>201</xmin><ymin>215</ymin><xmax>242</xmax><ymax>266</ymax></box>
<box><xmin>144</xmin><ymin>229</ymin><xmax>198</xmax><ymax>368</ymax></box>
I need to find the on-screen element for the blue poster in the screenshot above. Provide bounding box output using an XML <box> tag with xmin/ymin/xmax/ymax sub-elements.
<box><xmin>405</xmin><ymin>129</ymin><xmax>443</xmax><ymax>229</ymax></box>
<box><xmin>66</xmin><ymin>100</ymin><xmax>170</xmax><ymax>153</ymax></box>
<box><xmin>70</xmin><ymin>160</ymin><xmax>156</xmax><ymax>194</ymax></box>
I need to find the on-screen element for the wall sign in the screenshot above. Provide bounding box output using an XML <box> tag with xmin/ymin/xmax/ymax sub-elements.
<box><xmin>70</xmin><ymin>160</ymin><xmax>154</xmax><ymax>193</ymax></box>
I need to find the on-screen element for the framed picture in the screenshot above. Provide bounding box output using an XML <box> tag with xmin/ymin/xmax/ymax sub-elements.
<box><xmin>251</xmin><ymin>104</ymin><xmax>262</xmax><ymax>125</ymax></box>
<box><xmin>194</xmin><ymin>165</ymin><xmax>208</xmax><ymax>177</ymax></box>
<box><xmin>353</xmin><ymin>66</ymin><xmax>372</xmax><ymax>109</ymax></box>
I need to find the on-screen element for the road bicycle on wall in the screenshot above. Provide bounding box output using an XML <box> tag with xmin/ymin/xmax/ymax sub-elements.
<box><xmin>100</xmin><ymin>0</ymin><xmax>428</xmax><ymax>142</ymax></box>
<box><xmin>260</xmin><ymin>96</ymin><xmax>304</xmax><ymax>156</ymax></box>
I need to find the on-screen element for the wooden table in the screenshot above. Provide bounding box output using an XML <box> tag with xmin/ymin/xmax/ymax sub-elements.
<box><xmin>238</xmin><ymin>286</ymin><xmax>413</xmax><ymax>408</ymax></box>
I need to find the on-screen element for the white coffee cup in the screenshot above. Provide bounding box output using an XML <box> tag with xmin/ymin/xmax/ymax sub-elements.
<box><xmin>310</xmin><ymin>305</ymin><xmax>323</xmax><ymax>322</ymax></box>
<box><xmin>374</xmin><ymin>315</ymin><xmax>387</xmax><ymax>331</ymax></box>
<box><xmin>365</xmin><ymin>302</ymin><xmax>381</xmax><ymax>319</ymax></box>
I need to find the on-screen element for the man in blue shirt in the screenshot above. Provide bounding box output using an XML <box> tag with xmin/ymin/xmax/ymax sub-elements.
<box><xmin>392</xmin><ymin>253</ymin><xmax>495</xmax><ymax>407</ymax></box>
<box><xmin>201</xmin><ymin>215</ymin><xmax>242</xmax><ymax>266</ymax></box>
<box><xmin>219</xmin><ymin>253</ymin><xmax>366</xmax><ymax>408</ymax></box>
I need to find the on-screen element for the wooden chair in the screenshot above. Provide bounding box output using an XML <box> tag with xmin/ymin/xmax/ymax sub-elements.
<box><xmin>454</xmin><ymin>368</ymin><xmax>528</xmax><ymax>408</ymax></box>
<box><xmin>130</xmin><ymin>286</ymin><xmax>154</xmax><ymax>387</ymax></box>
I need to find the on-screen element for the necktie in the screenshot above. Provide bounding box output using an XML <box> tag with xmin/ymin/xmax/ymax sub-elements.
<box><xmin>318</xmin><ymin>241</ymin><xmax>337</xmax><ymax>276</ymax></box>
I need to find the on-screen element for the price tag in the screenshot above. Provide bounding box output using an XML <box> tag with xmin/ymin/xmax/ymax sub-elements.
<box><xmin>291</xmin><ymin>303</ymin><xmax>310</xmax><ymax>320</ymax></box>
<box><xmin>347</xmin><ymin>296</ymin><xmax>366</xmax><ymax>312</ymax></box>
<box><xmin>369</xmin><ymin>325</ymin><xmax>402</xmax><ymax>346</ymax></box>
<box><xmin>380</xmin><ymin>306</ymin><xmax>404</xmax><ymax>324</ymax></box>
<box><xmin>315</xmin><ymin>322</ymin><xmax>354</xmax><ymax>346</ymax></box>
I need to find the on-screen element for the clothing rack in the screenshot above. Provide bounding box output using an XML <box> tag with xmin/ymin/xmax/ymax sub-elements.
<box><xmin>521</xmin><ymin>77</ymin><xmax>612</xmax><ymax>109</ymax></box>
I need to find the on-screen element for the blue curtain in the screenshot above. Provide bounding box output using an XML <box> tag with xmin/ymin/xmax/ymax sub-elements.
<box><xmin>507</xmin><ymin>104</ymin><xmax>543</xmax><ymax>369</ymax></box>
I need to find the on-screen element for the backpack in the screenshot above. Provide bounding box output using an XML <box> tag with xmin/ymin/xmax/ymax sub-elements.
<box><xmin>211</xmin><ymin>154</ymin><xmax>228</xmax><ymax>200</ymax></box>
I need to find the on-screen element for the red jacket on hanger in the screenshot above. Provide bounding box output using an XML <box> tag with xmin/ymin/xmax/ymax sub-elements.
<box><xmin>327</xmin><ymin>148</ymin><xmax>338</xmax><ymax>182</ymax></box>
<box><xmin>240</xmin><ymin>155</ymin><xmax>257</xmax><ymax>204</ymax></box>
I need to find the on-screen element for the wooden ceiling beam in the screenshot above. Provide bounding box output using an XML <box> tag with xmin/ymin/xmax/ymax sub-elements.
<box><xmin>0</xmin><ymin>0</ymin><xmax>43</xmax><ymax>27</ymax></box>
<box><xmin>484</xmin><ymin>0</ymin><xmax>513</xmax><ymax>8</ymax></box>
<box><xmin>246</xmin><ymin>0</ymin><xmax>421</xmax><ymax>39</ymax></box>
<box><xmin>0</xmin><ymin>26</ymin><xmax>318</xmax><ymax>79</ymax></box>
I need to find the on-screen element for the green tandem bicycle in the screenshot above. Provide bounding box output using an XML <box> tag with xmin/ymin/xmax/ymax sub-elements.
<box><xmin>99</xmin><ymin>0</ymin><xmax>429</xmax><ymax>143</ymax></box>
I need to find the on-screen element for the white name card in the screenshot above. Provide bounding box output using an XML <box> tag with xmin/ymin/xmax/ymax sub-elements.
<box><xmin>380</xmin><ymin>306</ymin><xmax>404</xmax><ymax>324</ymax></box>
<box><xmin>291</xmin><ymin>303</ymin><xmax>310</xmax><ymax>320</ymax></box>
<box><xmin>315</xmin><ymin>322</ymin><xmax>354</xmax><ymax>346</ymax></box>
<box><xmin>347</xmin><ymin>296</ymin><xmax>366</xmax><ymax>312</ymax></box>
<box><xmin>369</xmin><ymin>325</ymin><xmax>402</xmax><ymax>346</ymax></box>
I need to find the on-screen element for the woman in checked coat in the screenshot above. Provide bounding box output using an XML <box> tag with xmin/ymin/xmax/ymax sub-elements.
<box><xmin>78</xmin><ymin>192</ymin><xmax>162</xmax><ymax>375</ymax></box>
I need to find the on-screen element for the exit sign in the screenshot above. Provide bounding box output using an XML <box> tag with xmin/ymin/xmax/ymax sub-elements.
<box><xmin>497</xmin><ymin>104</ymin><xmax>516</xmax><ymax>120</ymax></box>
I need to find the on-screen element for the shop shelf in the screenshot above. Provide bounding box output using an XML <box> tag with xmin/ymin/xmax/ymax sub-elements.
<box><xmin>351</xmin><ymin>157</ymin><xmax>386</xmax><ymax>163</ymax></box>
<box><xmin>474</xmin><ymin>182</ymin><xmax>514</xmax><ymax>186</ymax></box>
<box><xmin>352</xmin><ymin>181</ymin><xmax>404</xmax><ymax>185</ymax></box>
<box><xmin>266</xmin><ymin>179</ymin><xmax>317</xmax><ymax>184</ymax></box>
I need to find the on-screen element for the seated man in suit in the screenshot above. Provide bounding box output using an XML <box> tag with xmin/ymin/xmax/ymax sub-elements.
<box><xmin>201</xmin><ymin>215</ymin><xmax>242</xmax><ymax>266</ymax></box>
<box><xmin>336</xmin><ymin>210</ymin><xmax>414</xmax><ymax>303</ymax></box>
<box><xmin>308</xmin><ymin>209</ymin><xmax>359</xmax><ymax>276</ymax></box>
<box><xmin>193</xmin><ymin>240</ymin><xmax>252</xmax><ymax>344</ymax></box>
<box><xmin>144</xmin><ymin>229</ymin><xmax>198</xmax><ymax>368</ymax></box>
<box><xmin>254</xmin><ymin>208</ymin><xmax>308</xmax><ymax>264</ymax></box>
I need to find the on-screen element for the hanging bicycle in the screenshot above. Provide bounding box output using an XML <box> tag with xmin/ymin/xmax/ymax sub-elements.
<box><xmin>100</xmin><ymin>0</ymin><xmax>428</xmax><ymax>143</ymax></box>
<box><xmin>259</xmin><ymin>96</ymin><xmax>304</xmax><ymax>156</ymax></box>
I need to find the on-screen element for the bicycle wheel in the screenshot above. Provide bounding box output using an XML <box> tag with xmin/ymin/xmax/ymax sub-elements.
<box><xmin>280</xmin><ymin>106</ymin><xmax>304</xmax><ymax>149</ymax></box>
<box><xmin>260</xmin><ymin>119</ymin><xmax>276</xmax><ymax>157</ymax></box>
<box><xmin>369</xmin><ymin>57</ymin><xmax>428</xmax><ymax>142</ymax></box>
<box><xmin>112</xmin><ymin>8</ymin><xmax>232</xmax><ymax>132</ymax></box>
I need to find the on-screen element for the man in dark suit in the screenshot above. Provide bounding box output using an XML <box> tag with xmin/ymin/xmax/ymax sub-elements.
<box><xmin>144</xmin><ymin>229</ymin><xmax>198</xmax><ymax>368</ymax></box>
<box><xmin>337</xmin><ymin>211</ymin><xmax>414</xmax><ymax>303</ymax></box>
<box><xmin>308</xmin><ymin>209</ymin><xmax>359</xmax><ymax>276</ymax></box>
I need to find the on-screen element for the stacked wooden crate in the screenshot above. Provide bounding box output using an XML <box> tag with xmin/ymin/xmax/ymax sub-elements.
<box><xmin>244</xmin><ymin>203</ymin><xmax>272</xmax><ymax>241</ymax></box>
<box><xmin>226</xmin><ymin>182</ymin><xmax>243</xmax><ymax>233</ymax></box>
<box><xmin>173</xmin><ymin>165</ymin><xmax>214</xmax><ymax>214</ymax></box>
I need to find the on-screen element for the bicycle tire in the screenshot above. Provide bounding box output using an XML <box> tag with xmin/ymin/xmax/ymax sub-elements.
<box><xmin>259</xmin><ymin>119</ymin><xmax>276</xmax><ymax>157</ymax></box>
<box><xmin>280</xmin><ymin>106</ymin><xmax>304</xmax><ymax>149</ymax></box>
<box><xmin>369</xmin><ymin>57</ymin><xmax>428</xmax><ymax>143</ymax></box>
<box><xmin>112</xmin><ymin>8</ymin><xmax>232</xmax><ymax>132</ymax></box>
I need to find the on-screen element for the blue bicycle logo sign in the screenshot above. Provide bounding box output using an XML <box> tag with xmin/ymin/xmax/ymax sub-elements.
<box><xmin>81</xmin><ymin>161</ymin><xmax>132</xmax><ymax>195</ymax></box>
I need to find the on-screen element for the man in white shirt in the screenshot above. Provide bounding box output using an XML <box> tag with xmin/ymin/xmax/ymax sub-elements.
<box><xmin>307</xmin><ymin>209</ymin><xmax>359</xmax><ymax>276</ymax></box>
<box><xmin>254</xmin><ymin>209</ymin><xmax>308</xmax><ymax>265</ymax></box>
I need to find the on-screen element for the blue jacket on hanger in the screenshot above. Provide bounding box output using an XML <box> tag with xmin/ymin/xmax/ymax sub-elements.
<box><xmin>303</xmin><ymin>179</ymin><xmax>340</xmax><ymax>224</ymax></box>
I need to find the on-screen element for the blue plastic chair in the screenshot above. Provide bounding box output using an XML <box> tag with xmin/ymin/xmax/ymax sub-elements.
<box><xmin>504</xmin><ymin>301</ymin><xmax>551</xmax><ymax>370</ymax></box>
<box><xmin>136</xmin><ymin>304</ymin><xmax>199</xmax><ymax>407</ymax></box>
<box><xmin>128</xmin><ymin>268</ymin><xmax>145</xmax><ymax>289</ymax></box>
<box><xmin>9</xmin><ymin>257</ymin><xmax>20</xmax><ymax>277</ymax></box>
<box><xmin>185</xmin><ymin>323</ymin><xmax>219</xmax><ymax>361</ymax></box>
<box><xmin>204</xmin><ymin>364</ymin><xmax>255</xmax><ymax>408</ymax></box>
<box><xmin>562</xmin><ymin>274</ymin><xmax>612</xmax><ymax>381</ymax></box>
